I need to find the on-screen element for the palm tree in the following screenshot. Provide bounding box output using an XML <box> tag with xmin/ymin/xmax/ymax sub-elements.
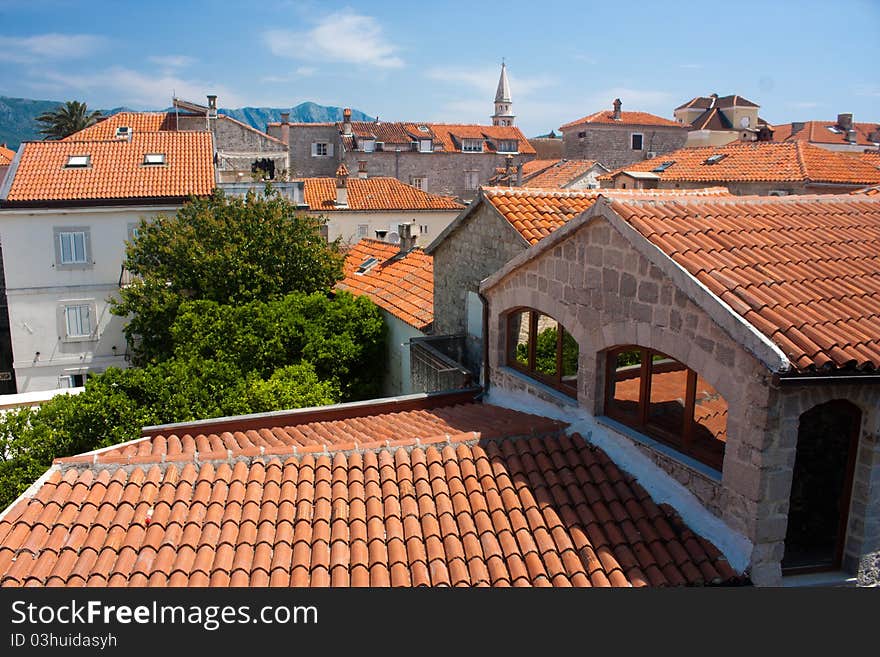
<box><xmin>35</xmin><ymin>101</ymin><xmax>103</xmax><ymax>140</ymax></box>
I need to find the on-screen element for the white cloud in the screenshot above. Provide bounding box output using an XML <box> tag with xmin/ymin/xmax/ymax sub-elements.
<box><xmin>33</xmin><ymin>66</ymin><xmax>244</xmax><ymax>108</ymax></box>
<box><xmin>789</xmin><ymin>101</ymin><xmax>819</xmax><ymax>109</ymax></box>
<box><xmin>147</xmin><ymin>55</ymin><xmax>196</xmax><ymax>70</ymax></box>
<box><xmin>260</xmin><ymin>66</ymin><xmax>317</xmax><ymax>84</ymax></box>
<box><xmin>679</xmin><ymin>63</ymin><xmax>703</xmax><ymax>69</ymax></box>
<box><xmin>0</xmin><ymin>33</ymin><xmax>106</xmax><ymax>63</ymax></box>
<box><xmin>264</xmin><ymin>10</ymin><xmax>403</xmax><ymax>69</ymax></box>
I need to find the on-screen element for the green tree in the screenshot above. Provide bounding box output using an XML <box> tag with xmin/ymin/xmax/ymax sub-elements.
<box><xmin>35</xmin><ymin>100</ymin><xmax>102</xmax><ymax>140</ymax></box>
<box><xmin>112</xmin><ymin>187</ymin><xmax>345</xmax><ymax>363</ymax></box>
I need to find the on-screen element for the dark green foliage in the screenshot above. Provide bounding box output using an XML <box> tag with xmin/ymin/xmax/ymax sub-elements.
<box><xmin>515</xmin><ymin>327</ymin><xmax>578</xmax><ymax>376</ymax></box>
<box><xmin>112</xmin><ymin>188</ymin><xmax>345</xmax><ymax>364</ymax></box>
<box><xmin>34</xmin><ymin>100</ymin><xmax>102</xmax><ymax>140</ymax></box>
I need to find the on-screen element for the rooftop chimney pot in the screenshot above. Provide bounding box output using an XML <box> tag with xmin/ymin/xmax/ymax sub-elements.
<box><xmin>343</xmin><ymin>108</ymin><xmax>353</xmax><ymax>136</ymax></box>
<box><xmin>837</xmin><ymin>113</ymin><xmax>853</xmax><ymax>131</ymax></box>
<box><xmin>612</xmin><ymin>98</ymin><xmax>622</xmax><ymax>120</ymax></box>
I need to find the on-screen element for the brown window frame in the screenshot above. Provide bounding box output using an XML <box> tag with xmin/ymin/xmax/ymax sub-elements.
<box><xmin>506</xmin><ymin>309</ymin><xmax>578</xmax><ymax>398</ymax></box>
<box><xmin>604</xmin><ymin>345</ymin><xmax>725</xmax><ymax>471</ymax></box>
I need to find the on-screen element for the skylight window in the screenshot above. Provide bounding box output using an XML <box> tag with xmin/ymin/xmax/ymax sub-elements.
<box><xmin>702</xmin><ymin>154</ymin><xmax>727</xmax><ymax>165</ymax></box>
<box><xmin>356</xmin><ymin>257</ymin><xmax>379</xmax><ymax>274</ymax></box>
<box><xmin>64</xmin><ymin>155</ymin><xmax>90</xmax><ymax>168</ymax></box>
<box><xmin>143</xmin><ymin>153</ymin><xmax>166</xmax><ymax>165</ymax></box>
<box><xmin>827</xmin><ymin>126</ymin><xmax>842</xmax><ymax>134</ymax></box>
<box><xmin>652</xmin><ymin>160</ymin><xmax>675</xmax><ymax>172</ymax></box>
<box><xmin>418</xmin><ymin>125</ymin><xmax>429</xmax><ymax>133</ymax></box>
<box><xmin>114</xmin><ymin>126</ymin><xmax>131</xmax><ymax>138</ymax></box>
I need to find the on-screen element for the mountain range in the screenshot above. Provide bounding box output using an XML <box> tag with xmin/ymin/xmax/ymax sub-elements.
<box><xmin>0</xmin><ymin>96</ymin><xmax>374</xmax><ymax>149</ymax></box>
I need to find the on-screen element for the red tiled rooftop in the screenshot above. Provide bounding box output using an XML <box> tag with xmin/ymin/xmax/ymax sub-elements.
<box><xmin>772</xmin><ymin>120</ymin><xmax>880</xmax><ymax>147</ymax></box>
<box><xmin>4</xmin><ymin>132</ymin><xmax>216</xmax><ymax>203</ymax></box>
<box><xmin>610</xmin><ymin>194</ymin><xmax>880</xmax><ymax>372</ymax></box>
<box><xmin>599</xmin><ymin>141</ymin><xmax>880</xmax><ymax>186</ymax></box>
<box><xmin>427</xmin><ymin>124</ymin><xmax>537</xmax><ymax>155</ymax></box>
<box><xmin>0</xmin><ymin>145</ymin><xmax>16</xmax><ymax>166</ymax></box>
<box><xmin>560</xmin><ymin>110</ymin><xmax>682</xmax><ymax>130</ymax></box>
<box><xmin>0</xmin><ymin>397</ymin><xmax>739</xmax><ymax>587</ymax></box>
<box><xmin>337</xmin><ymin>239</ymin><xmax>433</xmax><ymax>330</ymax></box>
<box><xmin>302</xmin><ymin>177</ymin><xmax>463</xmax><ymax>211</ymax></box>
<box><xmin>523</xmin><ymin>160</ymin><xmax>600</xmax><ymax>188</ymax></box>
<box><xmin>61</xmin><ymin>112</ymin><xmax>179</xmax><ymax>140</ymax></box>
<box><xmin>483</xmin><ymin>186</ymin><xmax>733</xmax><ymax>245</ymax></box>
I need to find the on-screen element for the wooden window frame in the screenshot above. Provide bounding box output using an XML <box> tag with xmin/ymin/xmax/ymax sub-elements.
<box><xmin>506</xmin><ymin>309</ymin><xmax>578</xmax><ymax>398</ymax></box>
<box><xmin>604</xmin><ymin>345</ymin><xmax>725</xmax><ymax>470</ymax></box>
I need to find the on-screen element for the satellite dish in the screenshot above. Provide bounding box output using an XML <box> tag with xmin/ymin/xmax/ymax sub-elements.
<box><xmin>386</xmin><ymin>231</ymin><xmax>400</xmax><ymax>244</ymax></box>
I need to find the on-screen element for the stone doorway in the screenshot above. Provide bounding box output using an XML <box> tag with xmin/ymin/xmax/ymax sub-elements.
<box><xmin>782</xmin><ymin>400</ymin><xmax>861</xmax><ymax>573</ymax></box>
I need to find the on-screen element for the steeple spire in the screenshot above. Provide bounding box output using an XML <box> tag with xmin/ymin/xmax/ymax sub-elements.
<box><xmin>492</xmin><ymin>61</ymin><xmax>515</xmax><ymax>126</ymax></box>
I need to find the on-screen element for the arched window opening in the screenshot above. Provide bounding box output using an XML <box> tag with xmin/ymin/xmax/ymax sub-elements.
<box><xmin>506</xmin><ymin>309</ymin><xmax>578</xmax><ymax>397</ymax></box>
<box><xmin>605</xmin><ymin>345</ymin><xmax>727</xmax><ymax>470</ymax></box>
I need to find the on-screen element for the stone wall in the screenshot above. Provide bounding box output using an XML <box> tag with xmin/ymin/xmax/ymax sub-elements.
<box><xmin>432</xmin><ymin>202</ymin><xmax>525</xmax><ymax>340</ymax></box>
<box><xmin>482</xmin><ymin>212</ymin><xmax>785</xmax><ymax>582</ymax></box>
<box><xmin>602</xmin><ymin>178</ymin><xmax>867</xmax><ymax>196</ymax></box>
<box><xmin>268</xmin><ymin>124</ymin><xmax>340</xmax><ymax>178</ymax></box>
<box><xmin>561</xmin><ymin>124</ymin><xmax>687</xmax><ymax>169</ymax></box>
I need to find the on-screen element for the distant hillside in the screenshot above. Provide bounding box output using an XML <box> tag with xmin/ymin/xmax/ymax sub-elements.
<box><xmin>0</xmin><ymin>96</ymin><xmax>374</xmax><ymax>149</ymax></box>
<box><xmin>219</xmin><ymin>102</ymin><xmax>374</xmax><ymax>127</ymax></box>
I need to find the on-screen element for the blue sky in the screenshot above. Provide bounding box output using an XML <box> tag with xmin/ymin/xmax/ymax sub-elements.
<box><xmin>0</xmin><ymin>0</ymin><xmax>878</xmax><ymax>136</ymax></box>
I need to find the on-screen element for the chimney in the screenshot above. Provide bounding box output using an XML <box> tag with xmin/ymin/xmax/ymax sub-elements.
<box><xmin>335</xmin><ymin>163</ymin><xmax>349</xmax><ymax>206</ymax></box>
<box><xmin>342</xmin><ymin>108</ymin><xmax>352</xmax><ymax>136</ymax></box>
<box><xmin>846</xmin><ymin>128</ymin><xmax>857</xmax><ymax>143</ymax></box>
<box><xmin>206</xmin><ymin>94</ymin><xmax>218</xmax><ymax>119</ymax></box>
<box><xmin>280</xmin><ymin>111</ymin><xmax>290</xmax><ymax>145</ymax></box>
<box><xmin>504</xmin><ymin>154</ymin><xmax>513</xmax><ymax>187</ymax></box>
<box><xmin>516</xmin><ymin>162</ymin><xmax>524</xmax><ymax>187</ymax></box>
<box><xmin>612</xmin><ymin>98</ymin><xmax>622</xmax><ymax>120</ymax></box>
<box><xmin>837</xmin><ymin>113</ymin><xmax>853</xmax><ymax>131</ymax></box>
<box><xmin>791</xmin><ymin>121</ymin><xmax>805</xmax><ymax>134</ymax></box>
<box><xmin>358</xmin><ymin>160</ymin><xmax>368</xmax><ymax>179</ymax></box>
<box><xmin>397</xmin><ymin>222</ymin><xmax>416</xmax><ymax>253</ymax></box>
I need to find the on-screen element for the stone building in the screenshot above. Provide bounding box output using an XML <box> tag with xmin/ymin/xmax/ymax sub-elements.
<box><xmin>491</xmin><ymin>159</ymin><xmax>609</xmax><ymax>189</ymax></box>
<box><xmin>425</xmin><ymin>187</ymin><xmax>731</xmax><ymax>372</ymax></box>
<box><xmin>674</xmin><ymin>94</ymin><xmax>772</xmax><ymax>147</ymax></box>
<box><xmin>300</xmin><ymin>166</ymin><xmax>463</xmax><ymax>247</ymax></box>
<box><xmin>65</xmin><ymin>97</ymin><xmax>289</xmax><ymax>183</ymax></box>
<box><xmin>267</xmin><ymin>65</ymin><xmax>536</xmax><ymax>202</ymax></box>
<box><xmin>0</xmin><ymin>144</ymin><xmax>14</xmax><ymax>188</ymax></box>
<box><xmin>559</xmin><ymin>99</ymin><xmax>687</xmax><ymax>169</ymax></box>
<box><xmin>478</xmin><ymin>192</ymin><xmax>880</xmax><ymax>586</ymax></box>
<box><xmin>599</xmin><ymin>141</ymin><xmax>880</xmax><ymax>195</ymax></box>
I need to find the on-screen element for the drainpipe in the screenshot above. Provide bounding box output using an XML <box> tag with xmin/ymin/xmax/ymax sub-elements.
<box><xmin>395</xmin><ymin>148</ymin><xmax>401</xmax><ymax>181</ymax></box>
<box><xmin>478</xmin><ymin>290</ymin><xmax>491</xmax><ymax>395</ymax></box>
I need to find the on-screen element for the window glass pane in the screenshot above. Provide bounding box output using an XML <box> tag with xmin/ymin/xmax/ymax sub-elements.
<box><xmin>609</xmin><ymin>348</ymin><xmax>642</xmax><ymax>421</ymax></box>
<box><xmin>509</xmin><ymin>310</ymin><xmax>531</xmax><ymax>369</ymax></box>
<box><xmin>691</xmin><ymin>373</ymin><xmax>727</xmax><ymax>468</ymax></box>
<box><xmin>647</xmin><ymin>353</ymin><xmax>688</xmax><ymax>441</ymax></box>
<box><xmin>561</xmin><ymin>328</ymin><xmax>579</xmax><ymax>392</ymax></box>
<box><xmin>73</xmin><ymin>232</ymin><xmax>85</xmax><ymax>261</ymax></box>
<box><xmin>533</xmin><ymin>315</ymin><xmax>559</xmax><ymax>377</ymax></box>
<box><xmin>66</xmin><ymin>305</ymin><xmax>90</xmax><ymax>337</ymax></box>
<box><xmin>59</xmin><ymin>231</ymin><xmax>86</xmax><ymax>264</ymax></box>
<box><xmin>60</xmin><ymin>233</ymin><xmax>72</xmax><ymax>263</ymax></box>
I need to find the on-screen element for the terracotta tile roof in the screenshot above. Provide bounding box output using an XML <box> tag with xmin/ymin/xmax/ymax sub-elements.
<box><xmin>337</xmin><ymin>239</ymin><xmax>433</xmax><ymax>330</ymax></box>
<box><xmin>301</xmin><ymin>177</ymin><xmax>463</xmax><ymax>211</ymax></box>
<box><xmin>0</xmin><ymin>398</ymin><xmax>740</xmax><ymax>587</ymax></box>
<box><xmin>0</xmin><ymin>145</ymin><xmax>16</xmax><ymax>166</ymax></box>
<box><xmin>483</xmin><ymin>186</ymin><xmax>733</xmax><ymax>245</ymax></box>
<box><xmin>560</xmin><ymin>111</ymin><xmax>682</xmax><ymax>130</ymax></box>
<box><xmin>489</xmin><ymin>159</ymin><xmax>560</xmax><ymax>185</ymax></box>
<box><xmin>523</xmin><ymin>160</ymin><xmax>600</xmax><ymax>188</ymax></box>
<box><xmin>348</xmin><ymin>121</ymin><xmax>419</xmax><ymax>144</ymax></box>
<box><xmin>851</xmin><ymin>184</ymin><xmax>880</xmax><ymax>196</ymax></box>
<box><xmin>4</xmin><ymin>132</ymin><xmax>216</xmax><ymax>203</ymax></box>
<box><xmin>600</xmin><ymin>141</ymin><xmax>880</xmax><ymax>186</ymax></box>
<box><xmin>772</xmin><ymin>120</ymin><xmax>880</xmax><ymax>147</ymax></box>
<box><xmin>688</xmin><ymin>108</ymin><xmax>734</xmax><ymax>131</ymax></box>
<box><xmin>854</xmin><ymin>151</ymin><xmax>880</xmax><ymax>169</ymax></box>
<box><xmin>61</xmin><ymin>112</ymin><xmax>179</xmax><ymax>140</ymax></box>
<box><xmin>610</xmin><ymin>194</ymin><xmax>880</xmax><ymax>372</ymax></box>
<box><xmin>427</xmin><ymin>124</ymin><xmax>537</xmax><ymax>155</ymax></box>
<box><xmin>268</xmin><ymin>122</ymin><xmax>336</xmax><ymax>127</ymax></box>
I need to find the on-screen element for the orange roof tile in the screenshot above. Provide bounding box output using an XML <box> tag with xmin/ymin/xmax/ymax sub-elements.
<box><xmin>489</xmin><ymin>159</ymin><xmax>559</xmax><ymax>185</ymax></box>
<box><xmin>523</xmin><ymin>159</ymin><xmax>600</xmax><ymax>188</ymax></box>
<box><xmin>851</xmin><ymin>184</ymin><xmax>880</xmax><ymax>196</ymax></box>
<box><xmin>0</xmin><ymin>397</ymin><xmax>740</xmax><ymax>587</ymax></box>
<box><xmin>4</xmin><ymin>132</ymin><xmax>216</xmax><ymax>203</ymax></box>
<box><xmin>337</xmin><ymin>239</ymin><xmax>434</xmax><ymax>330</ymax></box>
<box><xmin>854</xmin><ymin>151</ymin><xmax>880</xmax><ymax>169</ymax></box>
<box><xmin>62</xmin><ymin>112</ymin><xmax>179</xmax><ymax>140</ymax></box>
<box><xmin>427</xmin><ymin>124</ymin><xmax>537</xmax><ymax>155</ymax></box>
<box><xmin>0</xmin><ymin>145</ymin><xmax>16</xmax><ymax>166</ymax></box>
<box><xmin>560</xmin><ymin>110</ymin><xmax>682</xmax><ymax>130</ymax></box>
<box><xmin>772</xmin><ymin>120</ymin><xmax>880</xmax><ymax>147</ymax></box>
<box><xmin>610</xmin><ymin>194</ymin><xmax>880</xmax><ymax>372</ymax></box>
<box><xmin>301</xmin><ymin>177</ymin><xmax>463</xmax><ymax>211</ymax></box>
<box><xmin>483</xmin><ymin>186</ymin><xmax>733</xmax><ymax>245</ymax></box>
<box><xmin>600</xmin><ymin>141</ymin><xmax>880</xmax><ymax>186</ymax></box>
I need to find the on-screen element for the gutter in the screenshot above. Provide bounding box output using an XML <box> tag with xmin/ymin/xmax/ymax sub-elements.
<box><xmin>774</xmin><ymin>373</ymin><xmax>880</xmax><ymax>386</ymax></box>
